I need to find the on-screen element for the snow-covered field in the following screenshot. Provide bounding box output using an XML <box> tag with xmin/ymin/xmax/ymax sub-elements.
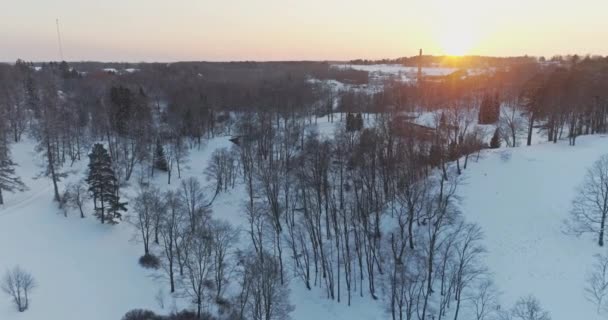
<box><xmin>1</xmin><ymin>117</ymin><xmax>605</xmax><ymax>320</ymax></box>
<box><xmin>334</xmin><ymin>64</ymin><xmax>458</xmax><ymax>78</ymax></box>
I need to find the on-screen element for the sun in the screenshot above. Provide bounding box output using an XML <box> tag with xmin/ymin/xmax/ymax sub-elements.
<box><xmin>440</xmin><ymin>27</ymin><xmax>475</xmax><ymax>56</ymax></box>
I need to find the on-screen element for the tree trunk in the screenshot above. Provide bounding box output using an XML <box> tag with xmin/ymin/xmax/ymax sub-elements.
<box><xmin>600</xmin><ymin>210</ymin><xmax>606</xmax><ymax>247</ymax></box>
<box><xmin>47</xmin><ymin>139</ymin><xmax>61</xmax><ymax>202</ymax></box>
<box><xmin>527</xmin><ymin>113</ymin><xmax>535</xmax><ymax>146</ymax></box>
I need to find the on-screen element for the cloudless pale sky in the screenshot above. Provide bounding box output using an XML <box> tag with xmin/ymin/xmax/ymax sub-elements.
<box><xmin>1</xmin><ymin>0</ymin><xmax>607</xmax><ymax>62</ymax></box>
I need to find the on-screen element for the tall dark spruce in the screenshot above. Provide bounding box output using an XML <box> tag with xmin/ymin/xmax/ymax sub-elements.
<box><xmin>86</xmin><ymin>143</ymin><xmax>127</xmax><ymax>224</ymax></box>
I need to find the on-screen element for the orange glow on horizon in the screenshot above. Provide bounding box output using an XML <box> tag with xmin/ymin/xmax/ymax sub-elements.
<box><xmin>1</xmin><ymin>0</ymin><xmax>608</xmax><ymax>62</ymax></box>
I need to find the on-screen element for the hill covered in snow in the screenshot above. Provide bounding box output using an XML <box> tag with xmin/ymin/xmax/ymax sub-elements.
<box><xmin>1</xmin><ymin>119</ymin><xmax>607</xmax><ymax>320</ymax></box>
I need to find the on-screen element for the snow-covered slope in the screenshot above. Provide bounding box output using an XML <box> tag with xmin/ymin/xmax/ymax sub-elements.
<box><xmin>459</xmin><ymin>135</ymin><xmax>608</xmax><ymax>320</ymax></box>
<box><xmin>0</xmin><ymin>135</ymin><xmax>384</xmax><ymax>320</ymax></box>
<box><xmin>0</xmin><ymin>140</ymin><xmax>163</xmax><ymax>320</ymax></box>
<box><xmin>1</xmin><ymin>124</ymin><xmax>606</xmax><ymax>320</ymax></box>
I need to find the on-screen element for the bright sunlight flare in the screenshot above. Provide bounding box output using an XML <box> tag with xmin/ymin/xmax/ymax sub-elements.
<box><xmin>440</xmin><ymin>29</ymin><xmax>475</xmax><ymax>56</ymax></box>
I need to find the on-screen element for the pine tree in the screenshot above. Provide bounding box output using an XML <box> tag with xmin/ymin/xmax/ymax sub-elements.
<box><xmin>154</xmin><ymin>139</ymin><xmax>168</xmax><ymax>172</ymax></box>
<box><xmin>492</xmin><ymin>91</ymin><xmax>501</xmax><ymax>123</ymax></box>
<box><xmin>86</xmin><ymin>144</ymin><xmax>126</xmax><ymax>224</ymax></box>
<box><xmin>479</xmin><ymin>92</ymin><xmax>500</xmax><ymax>124</ymax></box>
<box><xmin>0</xmin><ymin>140</ymin><xmax>26</xmax><ymax>205</ymax></box>
<box><xmin>355</xmin><ymin>113</ymin><xmax>364</xmax><ymax>130</ymax></box>
<box><xmin>490</xmin><ymin>128</ymin><xmax>501</xmax><ymax>149</ymax></box>
<box><xmin>478</xmin><ymin>93</ymin><xmax>490</xmax><ymax>124</ymax></box>
<box><xmin>346</xmin><ymin>113</ymin><xmax>355</xmax><ymax>131</ymax></box>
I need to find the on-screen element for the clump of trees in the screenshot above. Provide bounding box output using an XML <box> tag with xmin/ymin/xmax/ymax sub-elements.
<box><xmin>501</xmin><ymin>295</ymin><xmax>551</xmax><ymax>320</ymax></box>
<box><xmin>1</xmin><ymin>266</ymin><xmax>36</xmax><ymax>312</ymax></box>
<box><xmin>345</xmin><ymin>113</ymin><xmax>364</xmax><ymax>131</ymax></box>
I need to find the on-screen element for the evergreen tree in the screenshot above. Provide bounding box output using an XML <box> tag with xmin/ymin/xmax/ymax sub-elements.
<box><xmin>109</xmin><ymin>86</ymin><xmax>133</xmax><ymax>136</ymax></box>
<box><xmin>346</xmin><ymin>113</ymin><xmax>364</xmax><ymax>132</ymax></box>
<box><xmin>86</xmin><ymin>144</ymin><xmax>126</xmax><ymax>224</ymax></box>
<box><xmin>492</xmin><ymin>91</ymin><xmax>501</xmax><ymax>123</ymax></box>
<box><xmin>490</xmin><ymin>128</ymin><xmax>501</xmax><ymax>149</ymax></box>
<box><xmin>0</xmin><ymin>140</ymin><xmax>26</xmax><ymax>205</ymax></box>
<box><xmin>355</xmin><ymin>113</ymin><xmax>364</xmax><ymax>130</ymax></box>
<box><xmin>346</xmin><ymin>113</ymin><xmax>355</xmax><ymax>131</ymax></box>
<box><xmin>154</xmin><ymin>140</ymin><xmax>168</xmax><ymax>172</ymax></box>
<box><xmin>479</xmin><ymin>92</ymin><xmax>500</xmax><ymax>124</ymax></box>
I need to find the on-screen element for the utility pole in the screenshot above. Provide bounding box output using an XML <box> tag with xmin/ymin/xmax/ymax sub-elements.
<box><xmin>56</xmin><ymin>18</ymin><xmax>64</xmax><ymax>61</ymax></box>
<box><xmin>417</xmin><ymin>48</ymin><xmax>423</xmax><ymax>84</ymax></box>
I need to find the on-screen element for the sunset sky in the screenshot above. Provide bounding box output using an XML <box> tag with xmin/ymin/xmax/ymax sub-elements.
<box><xmin>2</xmin><ymin>0</ymin><xmax>607</xmax><ymax>62</ymax></box>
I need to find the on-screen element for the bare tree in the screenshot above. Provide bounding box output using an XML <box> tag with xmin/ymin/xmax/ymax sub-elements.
<box><xmin>1</xmin><ymin>266</ymin><xmax>36</xmax><ymax>312</ymax></box>
<box><xmin>585</xmin><ymin>253</ymin><xmax>608</xmax><ymax>313</ymax></box>
<box><xmin>499</xmin><ymin>101</ymin><xmax>524</xmax><ymax>147</ymax></box>
<box><xmin>180</xmin><ymin>177</ymin><xmax>210</xmax><ymax>233</ymax></box>
<box><xmin>64</xmin><ymin>181</ymin><xmax>88</xmax><ymax>218</ymax></box>
<box><xmin>239</xmin><ymin>250</ymin><xmax>294</xmax><ymax>320</ymax></box>
<box><xmin>132</xmin><ymin>185</ymin><xmax>163</xmax><ymax>257</ymax></box>
<box><xmin>210</xmin><ymin>219</ymin><xmax>239</xmax><ymax>301</ymax></box>
<box><xmin>510</xmin><ymin>295</ymin><xmax>551</xmax><ymax>320</ymax></box>
<box><xmin>452</xmin><ymin>222</ymin><xmax>487</xmax><ymax>320</ymax></box>
<box><xmin>182</xmin><ymin>224</ymin><xmax>214</xmax><ymax>319</ymax></box>
<box><xmin>159</xmin><ymin>190</ymin><xmax>183</xmax><ymax>293</ymax></box>
<box><xmin>469</xmin><ymin>279</ymin><xmax>500</xmax><ymax>320</ymax></box>
<box><xmin>566</xmin><ymin>155</ymin><xmax>608</xmax><ymax>246</ymax></box>
<box><xmin>205</xmin><ymin>147</ymin><xmax>238</xmax><ymax>201</ymax></box>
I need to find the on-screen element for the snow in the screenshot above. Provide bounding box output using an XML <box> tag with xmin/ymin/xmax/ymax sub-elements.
<box><xmin>458</xmin><ymin>135</ymin><xmax>608</xmax><ymax>320</ymax></box>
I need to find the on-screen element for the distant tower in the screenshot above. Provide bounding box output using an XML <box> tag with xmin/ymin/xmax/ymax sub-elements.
<box><xmin>56</xmin><ymin>18</ymin><xmax>64</xmax><ymax>61</ymax></box>
<box><xmin>417</xmin><ymin>48</ymin><xmax>423</xmax><ymax>84</ymax></box>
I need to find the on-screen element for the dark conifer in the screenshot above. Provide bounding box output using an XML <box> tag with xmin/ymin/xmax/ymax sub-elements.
<box><xmin>490</xmin><ymin>128</ymin><xmax>501</xmax><ymax>149</ymax></box>
<box><xmin>154</xmin><ymin>140</ymin><xmax>169</xmax><ymax>172</ymax></box>
<box><xmin>0</xmin><ymin>140</ymin><xmax>26</xmax><ymax>205</ymax></box>
<box><xmin>86</xmin><ymin>143</ymin><xmax>126</xmax><ymax>224</ymax></box>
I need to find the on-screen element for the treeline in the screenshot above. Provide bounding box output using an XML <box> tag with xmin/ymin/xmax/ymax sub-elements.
<box><xmin>519</xmin><ymin>57</ymin><xmax>608</xmax><ymax>146</ymax></box>
<box><xmin>350</xmin><ymin>54</ymin><xmax>540</xmax><ymax>68</ymax></box>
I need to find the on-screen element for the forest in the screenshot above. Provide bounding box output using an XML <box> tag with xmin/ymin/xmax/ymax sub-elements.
<box><xmin>1</xmin><ymin>55</ymin><xmax>608</xmax><ymax>320</ymax></box>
